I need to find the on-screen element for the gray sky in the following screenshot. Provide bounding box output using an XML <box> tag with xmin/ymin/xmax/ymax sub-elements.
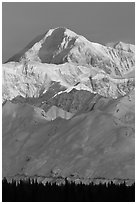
<box><xmin>2</xmin><ymin>2</ymin><xmax>135</xmax><ymax>63</ymax></box>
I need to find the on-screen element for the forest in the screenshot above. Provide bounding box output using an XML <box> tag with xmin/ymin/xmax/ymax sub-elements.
<box><xmin>2</xmin><ymin>178</ymin><xmax>135</xmax><ymax>202</ymax></box>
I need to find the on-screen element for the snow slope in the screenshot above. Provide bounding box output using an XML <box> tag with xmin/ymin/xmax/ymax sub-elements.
<box><xmin>6</xmin><ymin>27</ymin><xmax>134</xmax><ymax>77</ymax></box>
<box><xmin>3</xmin><ymin>28</ymin><xmax>135</xmax><ymax>103</ymax></box>
<box><xmin>2</xmin><ymin>60</ymin><xmax>134</xmax><ymax>102</ymax></box>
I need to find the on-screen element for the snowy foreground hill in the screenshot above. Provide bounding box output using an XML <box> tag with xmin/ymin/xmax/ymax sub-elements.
<box><xmin>2</xmin><ymin>27</ymin><xmax>135</xmax><ymax>183</ymax></box>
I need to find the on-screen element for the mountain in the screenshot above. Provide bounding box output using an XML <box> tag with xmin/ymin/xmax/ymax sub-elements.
<box><xmin>3</xmin><ymin>90</ymin><xmax>135</xmax><ymax>180</ymax></box>
<box><xmin>2</xmin><ymin>27</ymin><xmax>135</xmax><ymax>182</ymax></box>
<box><xmin>6</xmin><ymin>27</ymin><xmax>134</xmax><ymax>77</ymax></box>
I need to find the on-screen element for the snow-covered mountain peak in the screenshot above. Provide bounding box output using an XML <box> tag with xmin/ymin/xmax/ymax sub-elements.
<box><xmin>5</xmin><ymin>27</ymin><xmax>134</xmax><ymax>76</ymax></box>
<box><xmin>106</xmin><ymin>41</ymin><xmax>135</xmax><ymax>53</ymax></box>
<box><xmin>3</xmin><ymin>27</ymin><xmax>135</xmax><ymax>102</ymax></box>
<box><xmin>6</xmin><ymin>27</ymin><xmax>79</xmax><ymax>63</ymax></box>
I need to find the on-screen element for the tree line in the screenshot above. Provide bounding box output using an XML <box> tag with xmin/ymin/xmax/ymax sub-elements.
<box><xmin>2</xmin><ymin>177</ymin><xmax>135</xmax><ymax>202</ymax></box>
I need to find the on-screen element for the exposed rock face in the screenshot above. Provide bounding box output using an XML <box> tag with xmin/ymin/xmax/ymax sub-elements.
<box><xmin>2</xmin><ymin>27</ymin><xmax>135</xmax><ymax>181</ymax></box>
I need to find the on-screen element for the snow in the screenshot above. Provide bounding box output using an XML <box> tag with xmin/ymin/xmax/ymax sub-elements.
<box><xmin>2</xmin><ymin>27</ymin><xmax>135</xmax><ymax>102</ymax></box>
<box><xmin>64</xmin><ymin>28</ymin><xmax>78</xmax><ymax>38</ymax></box>
<box><xmin>2</xmin><ymin>58</ymin><xmax>135</xmax><ymax>102</ymax></box>
<box><xmin>44</xmin><ymin>28</ymin><xmax>55</xmax><ymax>39</ymax></box>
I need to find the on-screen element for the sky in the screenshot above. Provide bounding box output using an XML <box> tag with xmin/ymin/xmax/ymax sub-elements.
<box><xmin>2</xmin><ymin>2</ymin><xmax>135</xmax><ymax>63</ymax></box>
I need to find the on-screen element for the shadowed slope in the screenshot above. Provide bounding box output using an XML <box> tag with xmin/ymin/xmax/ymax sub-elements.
<box><xmin>3</xmin><ymin>91</ymin><xmax>134</xmax><ymax>179</ymax></box>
